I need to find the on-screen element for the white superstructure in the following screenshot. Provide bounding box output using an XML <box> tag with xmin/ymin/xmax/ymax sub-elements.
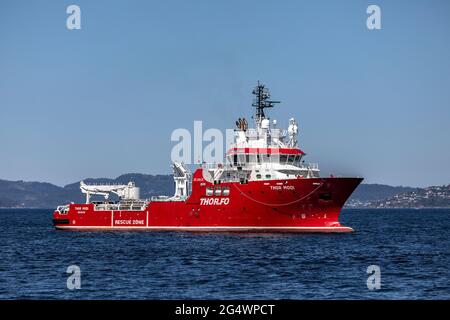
<box><xmin>204</xmin><ymin>82</ymin><xmax>320</xmax><ymax>183</ymax></box>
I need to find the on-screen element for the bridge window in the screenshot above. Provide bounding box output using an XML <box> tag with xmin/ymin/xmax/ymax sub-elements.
<box><xmin>294</xmin><ymin>155</ymin><xmax>303</xmax><ymax>166</ymax></box>
<box><xmin>287</xmin><ymin>155</ymin><xmax>295</xmax><ymax>164</ymax></box>
<box><xmin>233</xmin><ymin>154</ymin><xmax>238</xmax><ymax>166</ymax></box>
<box><xmin>222</xmin><ymin>187</ymin><xmax>230</xmax><ymax>196</ymax></box>
<box><xmin>237</xmin><ymin>154</ymin><xmax>245</xmax><ymax>165</ymax></box>
<box><xmin>261</xmin><ymin>154</ymin><xmax>271</xmax><ymax>163</ymax></box>
<box><xmin>206</xmin><ymin>187</ymin><xmax>213</xmax><ymax>196</ymax></box>
<box><xmin>214</xmin><ymin>187</ymin><xmax>222</xmax><ymax>196</ymax></box>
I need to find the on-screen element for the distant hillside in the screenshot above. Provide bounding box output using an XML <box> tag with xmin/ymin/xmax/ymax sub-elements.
<box><xmin>348</xmin><ymin>184</ymin><xmax>419</xmax><ymax>202</ymax></box>
<box><xmin>0</xmin><ymin>180</ymin><xmax>69</xmax><ymax>208</ymax></box>
<box><xmin>368</xmin><ymin>185</ymin><xmax>450</xmax><ymax>208</ymax></box>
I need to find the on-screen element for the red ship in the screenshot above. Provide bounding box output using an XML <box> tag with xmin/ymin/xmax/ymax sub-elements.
<box><xmin>53</xmin><ymin>82</ymin><xmax>362</xmax><ymax>232</ymax></box>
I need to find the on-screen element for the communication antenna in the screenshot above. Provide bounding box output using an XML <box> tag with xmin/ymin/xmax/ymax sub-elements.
<box><xmin>252</xmin><ymin>81</ymin><xmax>280</xmax><ymax>126</ymax></box>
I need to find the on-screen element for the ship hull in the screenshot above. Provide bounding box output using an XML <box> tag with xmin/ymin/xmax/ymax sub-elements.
<box><xmin>53</xmin><ymin>174</ymin><xmax>362</xmax><ymax>233</ymax></box>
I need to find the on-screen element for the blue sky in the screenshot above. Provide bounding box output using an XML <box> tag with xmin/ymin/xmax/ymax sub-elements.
<box><xmin>0</xmin><ymin>0</ymin><xmax>449</xmax><ymax>187</ymax></box>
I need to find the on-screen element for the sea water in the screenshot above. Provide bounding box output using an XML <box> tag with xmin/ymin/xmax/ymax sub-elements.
<box><xmin>0</xmin><ymin>209</ymin><xmax>449</xmax><ymax>299</ymax></box>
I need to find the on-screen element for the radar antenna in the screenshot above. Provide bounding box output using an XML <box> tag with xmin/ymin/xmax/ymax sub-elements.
<box><xmin>252</xmin><ymin>81</ymin><xmax>280</xmax><ymax>126</ymax></box>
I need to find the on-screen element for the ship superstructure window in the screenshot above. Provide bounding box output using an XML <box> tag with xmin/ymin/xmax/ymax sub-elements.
<box><xmin>275</xmin><ymin>154</ymin><xmax>302</xmax><ymax>165</ymax></box>
<box><xmin>293</xmin><ymin>155</ymin><xmax>303</xmax><ymax>166</ymax></box>
<box><xmin>256</xmin><ymin>174</ymin><xmax>262</xmax><ymax>179</ymax></box>
<box><xmin>238</xmin><ymin>154</ymin><xmax>246</xmax><ymax>166</ymax></box>
<box><xmin>261</xmin><ymin>154</ymin><xmax>270</xmax><ymax>163</ymax></box>
<box><xmin>265</xmin><ymin>174</ymin><xmax>271</xmax><ymax>179</ymax></box>
<box><xmin>206</xmin><ymin>186</ymin><xmax>230</xmax><ymax>196</ymax></box>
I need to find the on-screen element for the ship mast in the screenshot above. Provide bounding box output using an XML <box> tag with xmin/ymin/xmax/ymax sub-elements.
<box><xmin>252</xmin><ymin>81</ymin><xmax>280</xmax><ymax>127</ymax></box>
